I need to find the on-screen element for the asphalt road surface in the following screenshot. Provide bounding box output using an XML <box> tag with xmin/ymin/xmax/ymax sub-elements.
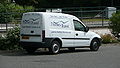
<box><xmin>0</xmin><ymin>43</ymin><xmax>120</xmax><ymax>68</ymax></box>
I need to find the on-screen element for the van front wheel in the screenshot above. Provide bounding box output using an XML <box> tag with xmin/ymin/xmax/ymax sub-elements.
<box><xmin>90</xmin><ymin>39</ymin><xmax>100</xmax><ymax>51</ymax></box>
<box><xmin>49</xmin><ymin>41</ymin><xmax>60</xmax><ymax>54</ymax></box>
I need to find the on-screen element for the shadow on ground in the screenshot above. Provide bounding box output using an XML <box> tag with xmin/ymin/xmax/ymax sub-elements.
<box><xmin>0</xmin><ymin>48</ymin><xmax>92</xmax><ymax>56</ymax></box>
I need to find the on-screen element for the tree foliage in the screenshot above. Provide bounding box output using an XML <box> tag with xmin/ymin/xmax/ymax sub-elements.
<box><xmin>0</xmin><ymin>1</ymin><xmax>34</xmax><ymax>24</ymax></box>
<box><xmin>14</xmin><ymin>0</ymin><xmax>120</xmax><ymax>8</ymax></box>
<box><xmin>0</xmin><ymin>3</ymin><xmax>13</xmax><ymax>23</ymax></box>
<box><xmin>8</xmin><ymin>3</ymin><xmax>34</xmax><ymax>18</ymax></box>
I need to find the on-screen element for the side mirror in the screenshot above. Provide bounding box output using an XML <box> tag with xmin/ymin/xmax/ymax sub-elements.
<box><xmin>85</xmin><ymin>26</ymin><xmax>89</xmax><ymax>32</ymax></box>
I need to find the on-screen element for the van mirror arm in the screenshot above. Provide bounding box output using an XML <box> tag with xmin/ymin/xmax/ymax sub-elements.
<box><xmin>85</xmin><ymin>26</ymin><xmax>89</xmax><ymax>32</ymax></box>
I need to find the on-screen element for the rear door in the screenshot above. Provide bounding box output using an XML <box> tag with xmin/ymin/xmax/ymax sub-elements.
<box><xmin>20</xmin><ymin>13</ymin><xmax>43</xmax><ymax>42</ymax></box>
<box><xmin>73</xmin><ymin>20</ymin><xmax>90</xmax><ymax>46</ymax></box>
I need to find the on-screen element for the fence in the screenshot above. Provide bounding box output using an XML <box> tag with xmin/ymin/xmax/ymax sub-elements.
<box><xmin>0</xmin><ymin>7</ymin><xmax>119</xmax><ymax>32</ymax></box>
<box><xmin>61</xmin><ymin>7</ymin><xmax>116</xmax><ymax>27</ymax></box>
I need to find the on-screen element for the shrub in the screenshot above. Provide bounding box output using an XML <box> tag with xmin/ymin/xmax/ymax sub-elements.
<box><xmin>101</xmin><ymin>34</ymin><xmax>118</xmax><ymax>44</ymax></box>
<box><xmin>0</xmin><ymin>27</ymin><xmax>22</xmax><ymax>50</ymax></box>
<box><xmin>6</xmin><ymin>27</ymin><xmax>21</xmax><ymax>50</ymax></box>
<box><xmin>0</xmin><ymin>35</ymin><xmax>7</xmax><ymax>50</ymax></box>
<box><xmin>110</xmin><ymin>11</ymin><xmax>120</xmax><ymax>38</ymax></box>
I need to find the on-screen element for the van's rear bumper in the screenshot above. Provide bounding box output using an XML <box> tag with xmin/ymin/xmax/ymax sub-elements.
<box><xmin>20</xmin><ymin>41</ymin><xmax>51</xmax><ymax>48</ymax></box>
<box><xmin>20</xmin><ymin>38</ymin><xmax>54</xmax><ymax>48</ymax></box>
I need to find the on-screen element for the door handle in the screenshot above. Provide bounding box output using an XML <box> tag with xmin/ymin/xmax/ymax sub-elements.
<box><xmin>76</xmin><ymin>33</ymin><xmax>78</xmax><ymax>36</ymax></box>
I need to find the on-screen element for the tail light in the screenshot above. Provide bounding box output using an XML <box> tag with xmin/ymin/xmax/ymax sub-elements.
<box><xmin>42</xmin><ymin>30</ymin><xmax>45</xmax><ymax>42</ymax></box>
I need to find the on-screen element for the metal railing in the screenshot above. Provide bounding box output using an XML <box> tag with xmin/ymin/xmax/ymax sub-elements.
<box><xmin>0</xmin><ymin>7</ymin><xmax>119</xmax><ymax>32</ymax></box>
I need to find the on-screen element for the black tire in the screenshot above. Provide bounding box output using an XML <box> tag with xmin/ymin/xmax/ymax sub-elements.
<box><xmin>49</xmin><ymin>41</ymin><xmax>60</xmax><ymax>54</ymax></box>
<box><xmin>24</xmin><ymin>47</ymin><xmax>37</xmax><ymax>54</ymax></box>
<box><xmin>90</xmin><ymin>39</ymin><xmax>100</xmax><ymax>51</ymax></box>
<box><xmin>68</xmin><ymin>48</ymin><xmax>75</xmax><ymax>51</ymax></box>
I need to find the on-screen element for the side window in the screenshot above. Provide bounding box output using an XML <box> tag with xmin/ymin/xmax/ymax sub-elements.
<box><xmin>73</xmin><ymin>20</ymin><xmax>85</xmax><ymax>31</ymax></box>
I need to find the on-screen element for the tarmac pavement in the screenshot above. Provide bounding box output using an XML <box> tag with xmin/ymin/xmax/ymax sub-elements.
<box><xmin>0</xmin><ymin>43</ymin><xmax>120</xmax><ymax>68</ymax></box>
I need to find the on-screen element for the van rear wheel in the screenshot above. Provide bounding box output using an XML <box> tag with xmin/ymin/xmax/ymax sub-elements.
<box><xmin>49</xmin><ymin>41</ymin><xmax>60</xmax><ymax>54</ymax></box>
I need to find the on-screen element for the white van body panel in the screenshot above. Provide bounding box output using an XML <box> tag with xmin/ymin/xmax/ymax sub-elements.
<box><xmin>42</xmin><ymin>13</ymin><xmax>76</xmax><ymax>47</ymax></box>
<box><xmin>20</xmin><ymin>12</ymin><xmax>101</xmax><ymax>48</ymax></box>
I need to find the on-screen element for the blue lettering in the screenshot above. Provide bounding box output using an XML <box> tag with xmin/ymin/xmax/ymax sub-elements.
<box><xmin>51</xmin><ymin>21</ymin><xmax>69</xmax><ymax>28</ymax></box>
<box><xmin>23</xmin><ymin>18</ymin><xmax>39</xmax><ymax>25</ymax></box>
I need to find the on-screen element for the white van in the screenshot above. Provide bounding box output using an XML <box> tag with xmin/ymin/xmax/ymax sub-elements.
<box><xmin>20</xmin><ymin>12</ymin><xmax>101</xmax><ymax>54</ymax></box>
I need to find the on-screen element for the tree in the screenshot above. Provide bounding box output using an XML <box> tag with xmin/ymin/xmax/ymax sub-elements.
<box><xmin>14</xmin><ymin>0</ymin><xmax>120</xmax><ymax>8</ymax></box>
<box><xmin>8</xmin><ymin>3</ymin><xmax>34</xmax><ymax>18</ymax></box>
<box><xmin>0</xmin><ymin>0</ymin><xmax>5</xmax><ymax>3</ymax></box>
<box><xmin>0</xmin><ymin>2</ymin><xmax>34</xmax><ymax>24</ymax></box>
<box><xmin>0</xmin><ymin>3</ymin><xmax>13</xmax><ymax>24</ymax></box>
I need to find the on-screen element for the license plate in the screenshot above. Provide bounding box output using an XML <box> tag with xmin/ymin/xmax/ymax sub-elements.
<box><xmin>22</xmin><ymin>36</ymin><xmax>29</xmax><ymax>39</ymax></box>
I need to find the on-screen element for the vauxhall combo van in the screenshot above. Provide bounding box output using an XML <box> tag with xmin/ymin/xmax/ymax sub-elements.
<box><xmin>20</xmin><ymin>12</ymin><xmax>101</xmax><ymax>54</ymax></box>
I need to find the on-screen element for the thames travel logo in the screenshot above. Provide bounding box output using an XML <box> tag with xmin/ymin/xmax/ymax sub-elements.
<box><xmin>51</xmin><ymin>21</ymin><xmax>69</xmax><ymax>28</ymax></box>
